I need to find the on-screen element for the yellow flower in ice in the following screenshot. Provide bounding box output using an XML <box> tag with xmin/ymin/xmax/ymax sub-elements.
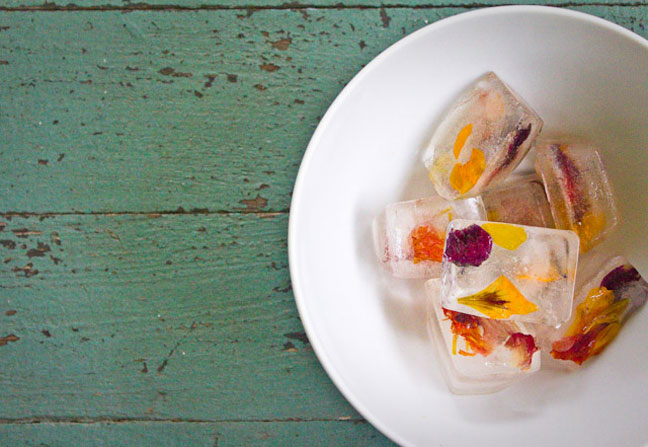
<box><xmin>563</xmin><ymin>287</ymin><xmax>627</xmax><ymax>339</ymax></box>
<box><xmin>551</xmin><ymin>287</ymin><xmax>628</xmax><ymax>364</ymax></box>
<box><xmin>481</xmin><ymin>222</ymin><xmax>527</xmax><ymax>250</ymax></box>
<box><xmin>457</xmin><ymin>275</ymin><xmax>538</xmax><ymax>319</ymax></box>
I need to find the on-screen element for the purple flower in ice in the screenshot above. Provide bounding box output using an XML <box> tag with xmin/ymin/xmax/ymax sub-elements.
<box><xmin>600</xmin><ymin>264</ymin><xmax>642</xmax><ymax>293</ymax></box>
<box><xmin>444</xmin><ymin>224</ymin><xmax>493</xmax><ymax>267</ymax></box>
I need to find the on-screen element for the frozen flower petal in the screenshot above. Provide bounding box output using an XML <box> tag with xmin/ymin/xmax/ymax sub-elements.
<box><xmin>410</xmin><ymin>225</ymin><xmax>445</xmax><ymax>264</ymax></box>
<box><xmin>481</xmin><ymin>222</ymin><xmax>527</xmax><ymax>250</ymax></box>
<box><xmin>600</xmin><ymin>264</ymin><xmax>642</xmax><ymax>292</ymax></box>
<box><xmin>444</xmin><ymin>224</ymin><xmax>492</xmax><ymax>267</ymax></box>
<box><xmin>504</xmin><ymin>332</ymin><xmax>538</xmax><ymax>371</ymax></box>
<box><xmin>551</xmin><ymin>286</ymin><xmax>628</xmax><ymax>364</ymax></box>
<box><xmin>457</xmin><ymin>275</ymin><xmax>538</xmax><ymax>319</ymax></box>
<box><xmin>449</xmin><ymin>148</ymin><xmax>486</xmax><ymax>194</ymax></box>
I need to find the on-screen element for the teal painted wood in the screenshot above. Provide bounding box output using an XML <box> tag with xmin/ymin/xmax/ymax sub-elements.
<box><xmin>2</xmin><ymin>7</ymin><xmax>647</xmax><ymax>213</ymax></box>
<box><xmin>3</xmin><ymin>0</ymin><xmax>648</xmax><ymax>8</ymax></box>
<box><xmin>0</xmin><ymin>213</ymin><xmax>360</xmax><ymax>421</ymax></box>
<box><xmin>0</xmin><ymin>421</ymin><xmax>395</xmax><ymax>446</ymax></box>
<box><xmin>0</xmin><ymin>7</ymin><xmax>461</xmax><ymax>213</ymax></box>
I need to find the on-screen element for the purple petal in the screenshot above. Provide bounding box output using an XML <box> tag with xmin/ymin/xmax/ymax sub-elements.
<box><xmin>444</xmin><ymin>224</ymin><xmax>493</xmax><ymax>267</ymax></box>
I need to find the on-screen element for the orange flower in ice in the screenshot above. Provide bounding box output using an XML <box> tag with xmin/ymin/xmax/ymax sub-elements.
<box><xmin>453</xmin><ymin>123</ymin><xmax>473</xmax><ymax>159</ymax></box>
<box><xmin>441</xmin><ymin>123</ymin><xmax>487</xmax><ymax>195</ymax></box>
<box><xmin>410</xmin><ymin>225</ymin><xmax>444</xmax><ymax>263</ymax></box>
<box><xmin>449</xmin><ymin>148</ymin><xmax>486</xmax><ymax>194</ymax></box>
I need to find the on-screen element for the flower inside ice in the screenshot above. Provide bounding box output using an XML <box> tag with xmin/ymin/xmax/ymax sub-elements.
<box><xmin>442</xmin><ymin>308</ymin><xmax>537</xmax><ymax>370</ymax></box>
<box><xmin>410</xmin><ymin>225</ymin><xmax>445</xmax><ymax>263</ymax></box>
<box><xmin>551</xmin><ymin>286</ymin><xmax>627</xmax><ymax>364</ymax></box>
<box><xmin>456</xmin><ymin>275</ymin><xmax>539</xmax><ymax>319</ymax></box>
<box><xmin>444</xmin><ymin>224</ymin><xmax>492</xmax><ymax>267</ymax></box>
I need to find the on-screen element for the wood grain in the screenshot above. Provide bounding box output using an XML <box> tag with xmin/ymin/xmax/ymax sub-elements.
<box><xmin>0</xmin><ymin>213</ymin><xmax>364</xmax><ymax>421</ymax></box>
<box><xmin>0</xmin><ymin>420</ymin><xmax>394</xmax><ymax>446</ymax></box>
<box><xmin>2</xmin><ymin>0</ymin><xmax>647</xmax><ymax>9</ymax></box>
<box><xmin>1</xmin><ymin>8</ymin><xmax>456</xmax><ymax>213</ymax></box>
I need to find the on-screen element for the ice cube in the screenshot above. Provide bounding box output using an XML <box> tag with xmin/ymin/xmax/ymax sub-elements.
<box><xmin>481</xmin><ymin>174</ymin><xmax>555</xmax><ymax>228</ymax></box>
<box><xmin>373</xmin><ymin>196</ymin><xmax>485</xmax><ymax>278</ymax></box>
<box><xmin>534</xmin><ymin>141</ymin><xmax>619</xmax><ymax>252</ymax></box>
<box><xmin>425</xmin><ymin>279</ymin><xmax>540</xmax><ymax>394</ymax></box>
<box><xmin>535</xmin><ymin>254</ymin><xmax>648</xmax><ymax>367</ymax></box>
<box><xmin>423</xmin><ymin>72</ymin><xmax>543</xmax><ymax>200</ymax></box>
<box><xmin>440</xmin><ymin>219</ymin><xmax>579</xmax><ymax>326</ymax></box>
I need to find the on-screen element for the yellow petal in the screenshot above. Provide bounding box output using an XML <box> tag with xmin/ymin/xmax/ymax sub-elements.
<box><xmin>453</xmin><ymin>123</ymin><xmax>472</xmax><ymax>159</ymax></box>
<box><xmin>481</xmin><ymin>222</ymin><xmax>527</xmax><ymax>250</ymax></box>
<box><xmin>564</xmin><ymin>287</ymin><xmax>627</xmax><ymax>337</ymax></box>
<box><xmin>449</xmin><ymin>148</ymin><xmax>486</xmax><ymax>194</ymax></box>
<box><xmin>457</xmin><ymin>275</ymin><xmax>538</xmax><ymax>319</ymax></box>
<box><xmin>591</xmin><ymin>322</ymin><xmax>622</xmax><ymax>356</ymax></box>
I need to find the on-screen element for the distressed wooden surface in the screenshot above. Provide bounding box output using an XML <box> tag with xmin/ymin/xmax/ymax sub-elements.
<box><xmin>3</xmin><ymin>0</ymin><xmax>648</xmax><ymax>9</ymax></box>
<box><xmin>0</xmin><ymin>421</ymin><xmax>393</xmax><ymax>446</ymax></box>
<box><xmin>0</xmin><ymin>4</ymin><xmax>646</xmax><ymax>446</ymax></box>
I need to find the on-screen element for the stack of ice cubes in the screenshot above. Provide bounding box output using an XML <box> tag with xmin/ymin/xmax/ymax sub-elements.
<box><xmin>373</xmin><ymin>72</ymin><xmax>647</xmax><ymax>394</ymax></box>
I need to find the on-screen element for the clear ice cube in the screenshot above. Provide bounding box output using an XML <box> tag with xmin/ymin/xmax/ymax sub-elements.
<box><xmin>440</xmin><ymin>219</ymin><xmax>579</xmax><ymax>326</ymax></box>
<box><xmin>535</xmin><ymin>141</ymin><xmax>619</xmax><ymax>252</ymax></box>
<box><xmin>425</xmin><ymin>279</ymin><xmax>540</xmax><ymax>394</ymax></box>
<box><xmin>373</xmin><ymin>196</ymin><xmax>485</xmax><ymax>278</ymax></box>
<box><xmin>423</xmin><ymin>72</ymin><xmax>543</xmax><ymax>200</ymax></box>
<box><xmin>534</xmin><ymin>254</ymin><xmax>648</xmax><ymax>367</ymax></box>
<box><xmin>481</xmin><ymin>174</ymin><xmax>555</xmax><ymax>228</ymax></box>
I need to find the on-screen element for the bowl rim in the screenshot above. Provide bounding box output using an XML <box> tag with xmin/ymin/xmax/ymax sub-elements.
<box><xmin>288</xmin><ymin>6</ymin><xmax>648</xmax><ymax>446</ymax></box>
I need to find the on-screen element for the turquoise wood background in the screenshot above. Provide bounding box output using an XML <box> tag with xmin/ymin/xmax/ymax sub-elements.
<box><xmin>1</xmin><ymin>2</ymin><xmax>646</xmax><ymax>446</ymax></box>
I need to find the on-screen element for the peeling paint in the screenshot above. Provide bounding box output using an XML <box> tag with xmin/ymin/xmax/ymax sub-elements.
<box><xmin>158</xmin><ymin>67</ymin><xmax>192</xmax><ymax>78</ymax></box>
<box><xmin>271</xmin><ymin>38</ymin><xmax>292</xmax><ymax>51</ymax></box>
<box><xmin>238</xmin><ymin>195</ymin><xmax>268</xmax><ymax>212</ymax></box>
<box><xmin>11</xmin><ymin>263</ymin><xmax>38</xmax><ymax>278</ymax></box>
<box><xmin>260</xmin><ymin>63</ymin><xmax>280</xmax><ymax>72</ymax></box>
<box><xmin>380</xmin><ymin>8</ymin><xmax>392</xmax><ymax>28</ymax></box>
<box><xmin>26</xmin><ymin>242</ymin><xmax>51</xmax><ymax>258</ymax></box>
<box><xmin>0</xmin><ymin>240</ymin><xmax>16</xmax><ymax>249</ymax></box>
<box><xmin>0</xmin><ymin>334</ymin><xmax>20</xmax><ymax>347</ymax></box>
<box><xmin>12</xmin><ymin>229</ymin><xmax>42</xmax><ymax>238</ymax></box>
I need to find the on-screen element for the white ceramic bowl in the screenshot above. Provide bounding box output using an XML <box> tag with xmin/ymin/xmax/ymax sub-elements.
<box><xmin>289</xmin><ymin>6</ymin><xmax>648</xmax><ymax>446</ymax></box>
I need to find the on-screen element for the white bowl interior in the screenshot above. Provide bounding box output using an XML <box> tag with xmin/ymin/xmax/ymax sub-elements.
<box><xmin>290</xmin><ymin>7</ymin><xmax>648</xmax><ymax>447</ymax></box>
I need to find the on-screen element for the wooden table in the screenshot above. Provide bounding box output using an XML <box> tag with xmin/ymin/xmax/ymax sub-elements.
<box><xmin>0</xmin><ymin>2</ymin><xmax>645</xmax><ymax>445</ymax></box>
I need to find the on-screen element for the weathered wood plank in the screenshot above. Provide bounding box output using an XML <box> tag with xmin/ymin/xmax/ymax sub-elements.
<box><xmin>2</xmin><ymin>1</ymin><xmax>647</xmax><ymax>9</ymax></box>
<box><xmin>0</xmin><ymin>420</ymin><xmax>395</xmax><ymax>446</ymax></box>
<box><xmin>2</xmin><ymin>7</ymin><xmax>646</xmax><ymax>213</ymax></box>
<box><xmin>0</xmin><ymin>8</ymin><xmax>441</xmax><ymax>213</ymax></box>
<box><xmin>0</xmin><ymin>213</ymin><xmax>360</xmax><ymax>422</ymax></box>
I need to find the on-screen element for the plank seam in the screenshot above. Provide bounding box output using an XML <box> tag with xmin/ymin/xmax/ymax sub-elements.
<box><xmin>0</xmin><ymin>417</ymin><xmax>367</xmax><ymax>424</ymax></box>
<box><xmin>0</xmin><ymin>2</ymin><xmax>647</xmax><ymax>12</ymax></box>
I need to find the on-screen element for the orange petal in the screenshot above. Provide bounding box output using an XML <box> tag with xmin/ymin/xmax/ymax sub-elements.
<box><xmin>449</xmin><ymin>148</ymin><xmax>486</xmax><ymax>195</ymax></box>
<box><xmin>574</xmin><ymin>211</ymin><xmax>607</xmax><ymax>253</ymax></box>
<box><xmin>410</xmin><ymin>225</ymin><xmax>445</xmax><ymax>263</ymax></box>
<box><xmin>453</xmin><ymin>123</ymin><xmax>472</xmax><ymax>159</ymax></box>
<box><xmin>457</xmin><ymin>275</ymin><xmax>538</xmax><ymax>319</ymax></box>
